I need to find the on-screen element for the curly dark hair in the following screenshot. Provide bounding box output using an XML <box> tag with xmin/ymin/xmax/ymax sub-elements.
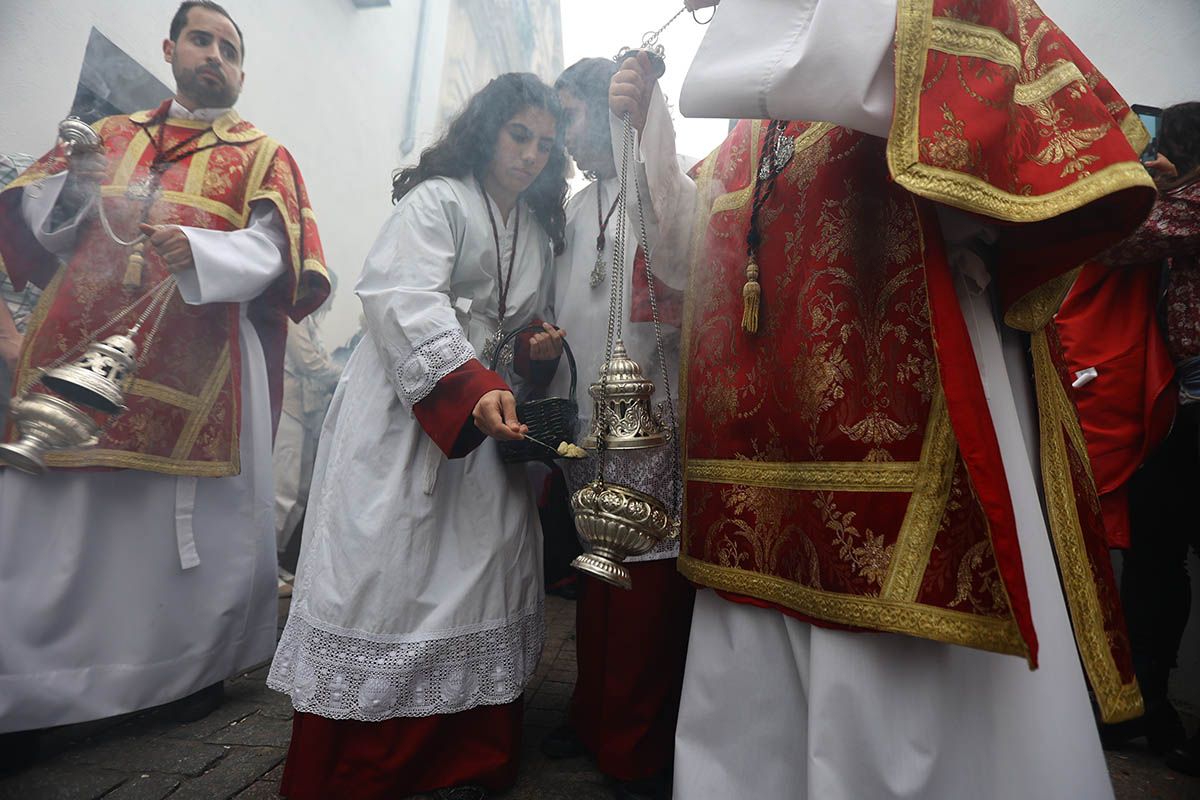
<box><xmin>555</xmin><ymin>57</ymin><xmax>619</xmax><ymax>169</ymax></box>
<box><xmin>392</xmin><ymin>73</ymin><xmax>568</xmax><ymax>255</ymax></box>
<box><xmin>1160</xmin><ymin>101</ymin><xmax>1200</xmax><ymax>190</ymax></box>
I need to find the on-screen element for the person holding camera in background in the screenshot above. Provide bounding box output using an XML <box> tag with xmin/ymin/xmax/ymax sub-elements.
<box><xmin>1091</xmin><ymin>101</ymin><xmax>1200</xmax><ymax>775</ymax></box>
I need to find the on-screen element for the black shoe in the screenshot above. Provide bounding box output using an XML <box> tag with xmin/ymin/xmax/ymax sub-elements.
<box><xmin>1166</xmin><ymin>733</ymin><xmax>1200</xmax><ymax>777</ymax></box>
<box><xmin>539</xmin><ymin>724</ymin><xmax>587</xmax><ymax>759</ymax></box>
<box><xmin>0</xmin><ymin>730</ymin><xmax>39</xmax><ymax>775</ymax></box>
<box><xmin>165</xmin><ymin>681</ymin><xmax>225</xmax><ymax>724</ymax></box>
<box><xmin>433</xmin><ymin>785</ymin><xmax>488</xmax><ymax>800</ymax></box>
<box><xmin>1098</xmin><ymin>702</ymin><xmax>1186</xmax><ymax>754</ymax></box>
<box><xmin>613</xmin><ymin>775</ymin><xmax>667</xmax><ymax>800</ymax></box>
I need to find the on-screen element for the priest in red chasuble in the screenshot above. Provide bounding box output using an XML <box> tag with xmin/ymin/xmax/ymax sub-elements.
<box><xmin>0</xmin><ymin>0</ymin><xmax>328</xmax><ymax>752</ymax></box>
<box><xmin>612</xmin><ymin>0</ymin><xmax>1159</xmax><ymax>797</ymax></box>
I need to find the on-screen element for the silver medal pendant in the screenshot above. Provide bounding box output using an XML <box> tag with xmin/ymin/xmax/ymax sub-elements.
<box><xmin>589</xmin><ymin>250</ymin><xmax>606</xmax><ymax>289</ymax></box>
<box><xmin>482</xmin><ymin>329</ymin><xmax>514</xmax><ymax>369</ymax></box>
<box><xmin>759</xmin><ymin>133</ymin><xmax>796</xmax><ymax>180</ymax></box>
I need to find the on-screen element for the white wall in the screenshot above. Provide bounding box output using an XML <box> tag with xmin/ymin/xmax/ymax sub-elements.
<box><xmin>0</xmin><ymin>0</ymin><xmax>437</xmax><ymax>350</ymax></box>
<box><xmin>1038</xmin><ymin>0</ymin><xmax>1200</xmax><ymax>109</ymax></box>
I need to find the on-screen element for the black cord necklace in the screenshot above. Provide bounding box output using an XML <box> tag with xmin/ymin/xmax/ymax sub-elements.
<box><xmin>479</xmin><ymin>178</ymin><xmax>521</xmax><ymax>365</ymax></box>
<box><xmin>589</xmin><ymin>180</ymin><xmax>622</xmax><ymax>288</ymax></box>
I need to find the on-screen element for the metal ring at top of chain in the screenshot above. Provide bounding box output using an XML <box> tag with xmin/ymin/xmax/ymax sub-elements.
<box><xmin>641</xmin><ymin>5</ymin><xmax>688</xmax><ymax>48</ymax></box>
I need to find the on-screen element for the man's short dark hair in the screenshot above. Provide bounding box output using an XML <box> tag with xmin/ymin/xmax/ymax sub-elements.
<box><xmin>170</xmin><ymin>1</ymin><xmax>245</xmax><ymax>60</ymax></box>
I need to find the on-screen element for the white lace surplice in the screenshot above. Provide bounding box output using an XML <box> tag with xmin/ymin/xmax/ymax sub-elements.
<box><xmin>268</xmin><ymin>177</ymin><xmax>553</xmax><ymax>720</ymax></box>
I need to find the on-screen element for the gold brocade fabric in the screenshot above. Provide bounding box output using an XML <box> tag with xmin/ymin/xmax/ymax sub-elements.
<box><xmin>0</xmin><ymin>101</ymin><xmax>329</xmax><ymax>475</ymax></box>
<box><xmin>680</xmin><ymin>121</ymin><xmax>1027</xmax><ymax>659</ymax></box>
<box><xmin>678</xmin><ymin>0</ymin><xmax>1153</xmax><ymax>721</ymax></box>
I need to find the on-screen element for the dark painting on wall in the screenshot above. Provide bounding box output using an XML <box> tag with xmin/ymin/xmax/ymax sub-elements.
<box><xmin>70</xmin><ymin>28</ymin><xmax>172</xmax><ymax>123</ymax></box>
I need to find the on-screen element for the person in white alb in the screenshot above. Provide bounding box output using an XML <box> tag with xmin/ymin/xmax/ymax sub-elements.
<box><xmin>0</xmin><ymin>0</ymin><xmax>329</xmax><ymax>770</ymax></box>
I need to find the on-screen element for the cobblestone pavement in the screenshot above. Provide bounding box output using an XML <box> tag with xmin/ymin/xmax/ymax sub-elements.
<box><xmin>2</xmin><ymin>595</ymin><xmax>1197</xmax><ymax>800</ymax></box>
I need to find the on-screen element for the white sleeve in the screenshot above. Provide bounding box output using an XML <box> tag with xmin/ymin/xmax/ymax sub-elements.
<box><xmin>355</xmin><ymin>180</ymin><xmax>475</xmax><ymax>409</ymax></box>
<box><xmin>609</xmin><ymin>84</ymin><xmax>697</xmax><ymax>290</ymax></box>
<box><xmin>679</xmin><ymin>0</ymin><xmax>896</xmax><ymax>138</ymax></box>
<box><xmin>175</xmin><ymin>201</ymin><xmax>288</xmax><ymax>305</ymax></box>
<box><xmin>19</xmin><ymin>172</ymin><xmax>94</xmax><ymax>257</ymax></box>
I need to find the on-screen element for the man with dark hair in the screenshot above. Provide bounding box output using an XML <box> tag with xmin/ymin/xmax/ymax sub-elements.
<box><xmin>170</xmin><ymin>0</ymin><xmax>244</xmax><ymax>58</ymax></box>
<box><xmin>540</xmin><ymin>56</ymin><xmax>694</xmax><ymax>800</ymax></box>
<box><xmin>0</xmin><ymin>0</ymin><xmax>328</xmax><ymax>765</ymax></box>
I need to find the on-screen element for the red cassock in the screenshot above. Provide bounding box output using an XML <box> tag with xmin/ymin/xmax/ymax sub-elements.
<box><xmin>570</xmin><ymin>561</ymin><xmax>694</xmax><ymax>782</ymax></box>
<box><xmin>678</xmin><ymin>0</ymin><xmax>1158</xmax><ymax>725</ymax></box>
<box><xmin>281</xmin><ymin>340</ymin><xmax>552</xmax><ymax>798</ymax></box>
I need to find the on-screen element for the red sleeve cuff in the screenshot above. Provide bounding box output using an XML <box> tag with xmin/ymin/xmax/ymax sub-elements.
<box><xmin>413</xmin><ymin>359</ymin><xmax>510</xmax><ymax>458</ymax></box>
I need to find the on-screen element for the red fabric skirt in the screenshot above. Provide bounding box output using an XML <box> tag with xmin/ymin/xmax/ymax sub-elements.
<box><xmin>570</xmin><ymin>559</ymin><xmax>695</xmax><ymax>781</ymax></box>
<box><xmin>280</xmin><ymin>701</ymin><xmax>523</xmax><ymax>799</ymax></box>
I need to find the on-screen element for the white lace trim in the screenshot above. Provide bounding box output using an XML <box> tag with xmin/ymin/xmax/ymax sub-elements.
<box><xmin>267</xmin><ymin>604</ymin><xmax>545</xmax><ymax>720</ymax></box>
<box><xmin>395</xmin><ymin>328</ymin><xmax>476</xmax><ymax>408</ymax></box>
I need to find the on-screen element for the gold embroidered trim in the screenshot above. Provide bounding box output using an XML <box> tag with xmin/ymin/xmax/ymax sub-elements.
<box><xmin>244</xmin><ymin>140</ymin><xmax>281</xmax><ymax>216</ymax></box>
<box><xmin>1120</xmin><ymin>111</ymin><xmax>1151</xmax><ymax>156</ymax></box>
<box><xmin>43</xmin><ymin>447</ymin><xmax>238</xmax><ymax>476</ymax></box>
<box><xmin>97</xmin><ymin>186</ymin><xmax>245</xmax><ymax>228</ymax></box>
<box><xmin>881</xmin><ymin>387</ymin><xmax>956</xmax><ymax>602</ymax></box>
<box><xmin>1004</xmin><ymin>268</ymin><xmax>1078</xmax><ymax>332</ymax></box>
<box><xmin>128</xmin><ymin>378</ymin><xmax>203</xmax><ymax>411</ymax></box>
<box><xmin>708</xmin><ymin>120</ymin><xmax>763</xmax><ymax>216</ymax></box>
<box><xmin>1031</xmin><ymin>328</ymin><xmax>1143</xmax><ymax>723</ymax></box>
<box><xmin>890</xmin><ymin>0</ymin><xmax>1155</xmax><ymax>223</ymax></box>
<box><xmin>899</xmin><ymin>160</ymin><xmax>1151</xmax><ymax>223</ymax></box>
<box><xmin>679</xmin><ymin>555</ymin><xmax>1026</xmax><ymax>656</ymax></box>
<box><xmin>929</xmin><ymin>17</ymin><xmax>1021</xmax><ymax>70</ymax></box>
<box><xmin>688</xmin><ymin>458</ymin><xmax>919</xmax><ymax>492</ymax></box>
<box><xmin>172</xmin><ymin>343</ymin><xmax>231</xmax><ymax>460</ymax></box>
<box><xmin>1013</xmin><ymin>60</ymin><xmax>1085</xmax><ymax>106</ymax></box>
<box><xmin>129</xmin><ymin>108</ymin><xmax>265</xmax><ymax>144</ymax></box>
<box><xmin>113</xmin><ymin>134</ymin><xmax>152</xmax><ymax>189</ymax></box>
<box><xmin>679</xmin><ymin>140</ymin><xmax>723</xmax><ymax>561</ymax></box>
<box><xmin>183</xmin><ymin>148</ymin><xmax>214</xmax><ymax>197</ymax></box>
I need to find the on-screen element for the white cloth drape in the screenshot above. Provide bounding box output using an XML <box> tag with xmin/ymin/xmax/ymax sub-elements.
<box><xmin>0</xmin><ymin>114</ymin><xmax>285</xmax><ymax>731</ymax></box>
<box><xmin>672</xmin><ymin>2</ymin><xmax>1114</xmax><ymax>797</ymax></box>
<box><xmin>268</xmin><ymin>177</ymin><xmax>551</xmax><ymax>721</ymax></box>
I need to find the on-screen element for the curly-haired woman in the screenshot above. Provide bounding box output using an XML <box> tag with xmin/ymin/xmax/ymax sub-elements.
<box><xmin>267</xmin><ymin>73</ymin><xmax>569</xmax><ymax>800</ymax></box>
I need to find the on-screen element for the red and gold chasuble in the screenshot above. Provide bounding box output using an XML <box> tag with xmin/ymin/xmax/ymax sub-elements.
<box><xmin>0</xmin><ymin>100</ymin><xmax>329</xmax><ymax>476</ymax></box>
<box><xmin>679</xmin><ymin>0</ymin><xmax>1156</xmax><ymax>723</ymax></box>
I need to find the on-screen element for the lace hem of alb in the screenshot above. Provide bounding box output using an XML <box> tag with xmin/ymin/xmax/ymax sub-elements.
<box><xmin>267</xmin><ymin>604</ymin><xmax>545</xmax><ymax>720</ymax></box>
<box><xmin>395</xmin><ymin>327</ymin><xmax>476</xmax><ymax>408</ymax></box>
